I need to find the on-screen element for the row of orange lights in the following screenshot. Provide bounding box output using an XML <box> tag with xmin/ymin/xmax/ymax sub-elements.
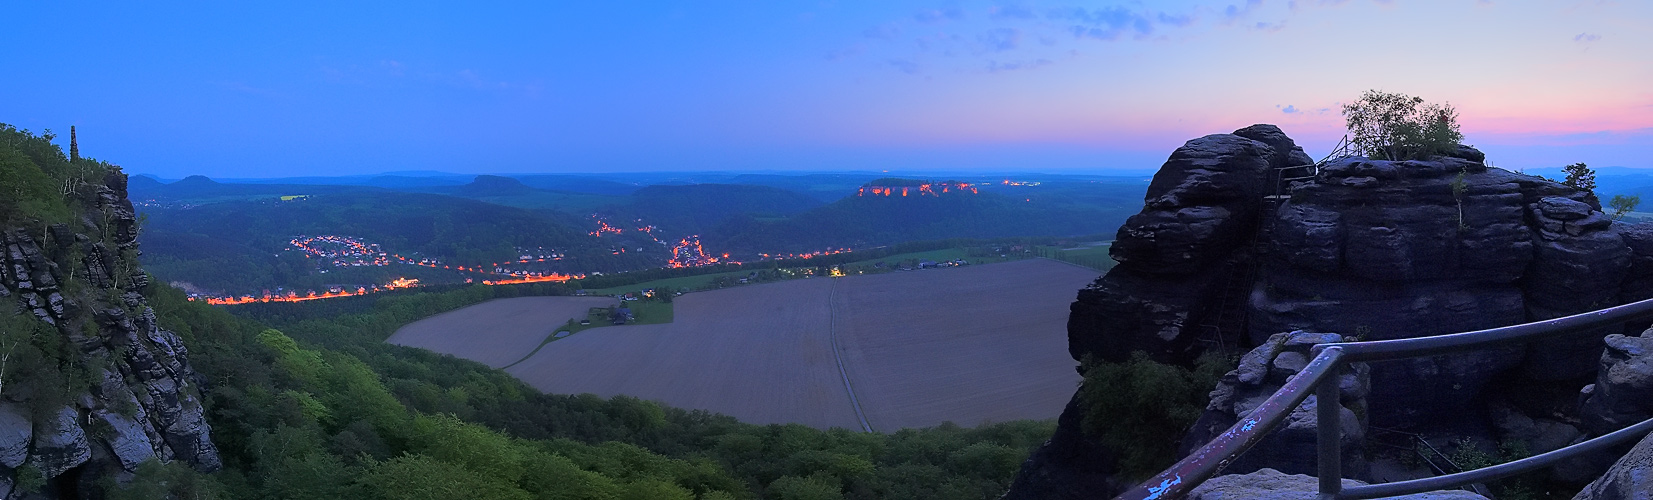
<box><xmin>856</xmin><ymin>181</ymin><xmax>978</xmax><ymax>197</ymax></box>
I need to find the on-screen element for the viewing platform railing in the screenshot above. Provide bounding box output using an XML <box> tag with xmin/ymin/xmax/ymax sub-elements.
<box><xmin>1116</xmin><ymin>297</ymin><xmax>1653</xmax><ymax>500</ymax></box>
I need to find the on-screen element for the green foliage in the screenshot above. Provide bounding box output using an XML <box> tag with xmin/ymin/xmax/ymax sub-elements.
<box><xmin>1446</xmin><ymin>438</ymin><xmax>1540</xmax><ymax>500</ymax></box>
<box><xmin>0</xmin><ymin>147</ymin><xmax>72</xmax><ymax>225</ymax></box>
<box><xmin>1078</xmin><ymin>351</ymin><xmax>1233</xmax><ymax>479</ymax></box>
<box><xmin>518</xmin><ymin>451</ymin><xmax>623</xmax><ymax>500</ymax></box>
<box><xmin>768</xmin><ymin>473</ymin><xmax>846</xmax><ymax>500</ymax></box>
<box><xmin>359</xmin><ymin>454</ymin><xmax>533</xmax><ymax>500</ymax></box>
<box><xmin>13</xmin><ymin>463</ymin><xmax>45</xmax><ymax>493</ymax></box>
<box><xmin>1563</xmin><ymin>162</ymin><xmax>1599</xmax><ymax>204</ymax></box>
<box><xmin>1342</xmin><ymin>90</ymin><xmax>1464</xmax><ymax>160</ymax></box>
<box><xmin>139</xmin><ymin>277</ymin><xmax>1058</xmax><ymax>500</ymax></box>
<box><xmin>409</xmin><ymin>414</ymin><xmax>526</xmax><ymax>481</ymax></box>
<box><xmin>617</xmin><ymin>478</ymin><xmax>697</xmax><ymax>500</ymax></box>
<box><xmin>1610</xmin><ymin>194</ymin><xmax>1640</xmax><ymax>220</ymax></box>
<box><xmin>103</xmin><ymin>460</ymin><xmax>227</xmax><ymax>500</ymax></box>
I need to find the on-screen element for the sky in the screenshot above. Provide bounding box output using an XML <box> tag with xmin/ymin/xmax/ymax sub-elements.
<box><xmin>2</xmin><ymin>1</ymin><xmax>1649</xmax><ymax>178</ymax></box>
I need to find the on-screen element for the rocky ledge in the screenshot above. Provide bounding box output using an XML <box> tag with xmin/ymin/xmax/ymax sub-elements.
<box><xmin>1006</xmin><ymin>124</ymin><xmax>1653</xmax><ymax>498</ymax></box>
<box><xmin>0</xmin><ymin>171</ymin><xmax>219</xmax><ymax>498</ymax></box>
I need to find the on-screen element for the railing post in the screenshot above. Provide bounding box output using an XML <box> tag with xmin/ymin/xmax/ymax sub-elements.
<box><xmin>1316</xmin><ymin>347</ymin><xmax>1343</xmax><ymax>499</ymax></box>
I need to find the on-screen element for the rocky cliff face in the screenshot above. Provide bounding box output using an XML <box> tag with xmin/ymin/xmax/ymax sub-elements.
<box><xmin>1006</xmin><ymin>124</ymin><xmax>1653</xmax><ymax>498</ymax></box>
<box><xmin>0</xmin><ymin>171</ymin><xmax>220</xmax><ymax>498</ymax></box>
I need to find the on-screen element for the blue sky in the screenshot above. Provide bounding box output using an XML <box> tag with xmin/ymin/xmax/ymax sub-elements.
<box><xmin>3</xmin><ymin>1</ymin><xmax>1648</xmax><ymax>177</ymax></box>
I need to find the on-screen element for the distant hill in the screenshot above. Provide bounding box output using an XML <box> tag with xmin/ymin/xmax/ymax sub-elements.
<box><xmin>621</xmin><ymin>184</ymin><xmax>824</xmax><ymax>234</ymax></box>
<box><xmin>451</xmin><ymin>175</ymin><xmax>537</xmax><ymax>197</ymax></box>
<box><xmin>128</xmin><ymin>175</ymin><xmax>380</xmax><ymax>202</ymax></box>
<box><xmin>138</xmin><ymin>192</ymin><xmax>662</xmax><ymax>292</ymax></box>
<box><xmin>511</xmin><ymin>174</ymin><xmax>642</xmax><ymax>196</ymax></box>
<box><xmin>706</xmin><ymin>178</ymin><xmax>1136</xmax><ymax>253</ymax></box>
<box><xmin>414</xmin><ymin>175</ymin><xmax>632</xmax><ymax>212</ymax></box>
<box><xmin>725</xmin><ymin>173</ymin><xmax>890</xmax><ymax>202</ymax></box>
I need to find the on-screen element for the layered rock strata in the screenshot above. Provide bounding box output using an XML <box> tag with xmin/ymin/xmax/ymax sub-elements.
<box><xmin>1007</xmin><ymin>123</ymin><xmax>1653</xmax><ymax>498</ymax></box>
<box><xmin>0</xmin><ymin>171</ymin><xmax>219</xmax><ymax>497</ymax></box>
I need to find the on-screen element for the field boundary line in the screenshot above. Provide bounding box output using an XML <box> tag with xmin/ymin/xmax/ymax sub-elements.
<box><xmin>499</xmin><ymin>330</ymin><xmax>558</xmax><ymax>370</ymax></box>
<box><xmin>1037</xmin><ymin>256</ymin><xmax>1109</xmax><ymax>272</ymax></box>
<box><xmin>829</xmin><ymin>278</ymin><xmax>874</xmax><ymax>433</ymax></box>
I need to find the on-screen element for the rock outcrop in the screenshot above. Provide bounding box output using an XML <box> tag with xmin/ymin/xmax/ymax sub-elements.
<box><xmin>1581</xmin><ymin>329</ymin><xmax>1653</xmax><ymax>435</ymax></box>
<box><xmin>1189</xmin><ymin>468</ymin><xmax>1490</xmax><ymax>500</ymax></box>
<box><xmin>0</xmin><ymin>170</ymin><xmax>220</xmax><ymax>497</ymax></box>
<box><xmin>1573</xmin><ymin>430</ymin><xmax>1653</xmax><ymax>500</ymax></box>
<box><xmin>1181</xmin><ymin>332</ymin><xmax>1371</xmax><ymax>478</ymax></box>
<box><xmin>1007</xmin><ymin>123</ymin><xmax>1653</xmax><ymax>498</ymax></box>
<box><xmin>1071</xmin><ymin>125</ymin><xmax>1306</xmax><ymax>365</ymax></box>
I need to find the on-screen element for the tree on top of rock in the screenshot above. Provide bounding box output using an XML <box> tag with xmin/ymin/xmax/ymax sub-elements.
<box><xmin>1342</xmin><ymin>90</ymin><xmax>1464</xmax><ymax>161</ymax></box>
<box><xmin>1563</xmin><ymin>162</ymin><xmax>1599</xmax><ymax>205</ymax></box>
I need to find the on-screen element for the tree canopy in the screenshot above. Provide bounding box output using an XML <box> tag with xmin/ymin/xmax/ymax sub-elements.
<box><xmin>1342</xmin><ymin>90</ymin><xmax>1464</xmax><ymax>161</ymax></box>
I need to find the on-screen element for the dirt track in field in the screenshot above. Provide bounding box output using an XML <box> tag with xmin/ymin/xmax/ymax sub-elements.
<box><xmin>387</xmin><ymin>295</ymin><xmax>618</xmax><ymax>368</ymax></box>
<box><xmin>832</xmin><ymin>260</ymin><xmax>1092</xmax><ymax>430</ymax></box>
<box><xmin>404</xmin><ymin>259</ymin><xmax>1093</xmax><ymax>430</ymax></box>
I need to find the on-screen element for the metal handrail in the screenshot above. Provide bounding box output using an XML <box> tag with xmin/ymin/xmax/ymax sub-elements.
<box><xmin>1116</xmin><ymin>296</ymin><xmax>1653</xmax><ymax>500</ymax></box>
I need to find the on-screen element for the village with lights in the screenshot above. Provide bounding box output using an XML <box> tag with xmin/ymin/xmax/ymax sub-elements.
<box><xmin>187</xmin><ymin>217</ymin><xmax>875</xmax><ymax>305</ymax></box>
<box><xmin>183</xmin><ymin>178</ymin><xmax>1058</xmax><ymax>306</ymax></box>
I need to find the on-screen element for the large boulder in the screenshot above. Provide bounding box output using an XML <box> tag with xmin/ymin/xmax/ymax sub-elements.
<box><xmin>0</xmin><ymin>404</ymin><xmax>31</xmax><ymax>469</ymax></box>
<box><xmin>1581</xmin><ymin>330</ymin><xmax>1653</xmax><ymax>436</ymax></box>
<box><xmin>1573</xmin><ymin>429</ymin><xmax>1653</xmax><ymax>500</ymax></box>
<box><xmin>32</xmin><ymin>407</ymin><xmax>90</xmax><ymax>478</ymax></box>
<box><xmin>1523</xmin><ymin>197</ymin><xmax>1632</xmax><ymax>381</ymax></box>
<box><xmin>1181</xmin><ymin>332</ymin><xmax>1370</xmax><ymax>478</ymax></box>
<box><xmin>1074</xmin><ymin>125</ymin><xmax>1299</xmax><ymax>363</ymax></box>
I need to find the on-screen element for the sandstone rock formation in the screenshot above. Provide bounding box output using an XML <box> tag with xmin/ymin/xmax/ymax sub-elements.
<box><xmin>1581</xmin><ymin>329</ymin><xmax>1653</xmax><ymax>436</ymax></box>
<box><xmin>1573</xmin><ymin>430</ymin><xmax>1653</xmax><ymax>500</ymax></box>
<box><xmin>1006</xmin><ymin>124</ymin><xmax>1653</xmax><ymax>498</ymax></box>
<box><xmin>1181</xmin><ymin>331</ymin><xmax>1370</xmax><ymax>478</ymax></box>
<box><xmin>0</xmin><ymin>171</ymin><xmax>220</xmax><ymax>497</ymax></box>
<box><xmin>1189</xmin><ymin>468</ymin><xmax>1489</xmax><ymax>500</ymax></box>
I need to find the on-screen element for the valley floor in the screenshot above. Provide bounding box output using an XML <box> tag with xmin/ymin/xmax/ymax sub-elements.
<box><xmin>394</xmin><ymin>258</ymin><xmax>1092</xmax><ymax>430</ymax></box>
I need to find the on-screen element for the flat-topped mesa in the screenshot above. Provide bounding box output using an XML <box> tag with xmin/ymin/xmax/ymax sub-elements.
<box><xmin>1006</xmin><ymin>123</ymin><xmax>1653</xmax><ymax>498</ymax></box>
<box><xmin>855</xmin><ymin>178</ymin><xmax>978</xmax><ymax>197</ymax></box>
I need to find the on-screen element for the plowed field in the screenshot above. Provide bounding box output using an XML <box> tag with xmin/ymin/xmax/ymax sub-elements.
<box><xmin>388</xmin><ymin>295</ymin><xmax>619</xmax><ymax>368</ymax></box>
<box><xmin>399</xmin><ymin>259</ymin><xmax>1093</xmax><ymax>430</ymax></box>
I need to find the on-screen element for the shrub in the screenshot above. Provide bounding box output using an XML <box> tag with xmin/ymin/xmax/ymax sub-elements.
<box><xmin>1563</xmin><ymin>162</ymin><xmax>1599</xmax><ymax>205</ymax></box>
<box><xmin>1342</xmin><ymin>90</ymin><xmax>1464</xmax><ymax>160</ymax></box>
<box><xmin>1078</xmin><ymin>351</ymin><xmax>1232</xmax><ymax>479</ymax></box>
<box><xmin>1609</xmin><ymin>194</ymin><xmax>1640</xmax><ymax>220</ymax></box>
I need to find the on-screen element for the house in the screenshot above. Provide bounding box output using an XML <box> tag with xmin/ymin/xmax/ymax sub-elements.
<box><xmin>610</xmin><ymin>307</ymin><xmax>634</xmax><ymax>325</ymax></box>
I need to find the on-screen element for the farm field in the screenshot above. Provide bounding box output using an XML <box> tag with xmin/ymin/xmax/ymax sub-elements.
<box><xmin>831</xmin><ymin>261</ymin><xmax>1093</xmax><ymax>430</ymax></box>
<box><xmin>408</xmin><ymin>259</ymin><xmax>1095</xmax><ymax>430</ymax></box>
<box><xmin>387</xmin><ymin>295</ymin><xmax>618</xmax><ymax>368</ymax></box>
